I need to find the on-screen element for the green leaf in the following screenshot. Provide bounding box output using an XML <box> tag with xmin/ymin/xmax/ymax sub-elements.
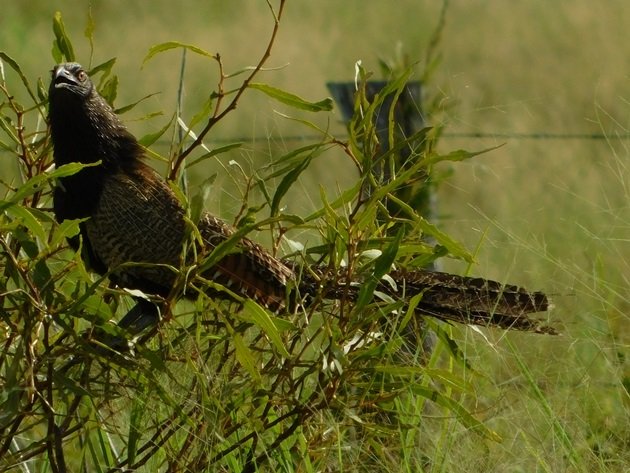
<box><xmin>0</xmin><ymin>52</ymin><xmax>40</xmax><ymax>108</ymax></box>
<box><xmin>424</xmin><ymin>144</ymin><xmax>505</xmax><ymax>166</ymax></box>
<box><xmin>36</xmin><ymin>77</ymin><xmax>47</xmax><ymax>103</ymax></box>
<box><xmin>373</xmin><ymin>228</ymin><xmax>404</xmax><ymax>278</ymax></box>
<box><xmin>187</xmin><ymin>94</ymin><xmax>215</xmax><ymax>130</ymax></box>
<box><xmin>99</xmin><ymin>74</ymin><xmax>119</xmax><ymax>105</ymax></box>
<box><xmin>355</xmin><ymin>227</ymin><xmax>404</xmax><ymax>310</ymax></box>
<box><xmin>250</xmin><ymin>83</ymin><xmax>333</xmax><ymax>112</ymax></box>
<box><xmin>51</xmin><ymin>218</ymin><xmax>84</xmax><ymax>249</ymax></box>
<box><xmin>50</xmin><ymin>161</ymin><xmax>101</xmax><ymax>179</ymax></box>
<box><xmin>273</xmin><ymin>111</ymin><xmax>335</xmax><ymax>137</ymax></box>
<box><xmin>138</xmin><ymin>114</ymin><xmax>174</xmax><ymax>147</ymax></box>
<box><xmin>232</xmin><ymin>332</ymin><xmax>262</xmax><ymax>382</ymax></box>
<box><xmin>185</xmin><ymin>142</ymin><xmax>243</xmax><ymax>169</ymax></box>
<box><xmin>115</xmin><ymin>92</ymin><xmax>160</xmax><ymax>115</ymax></box>
<box><xmin>143</xmin><ymin>41</ymin><xmax>217</xmax><ymax>66</ymax></box>
<box><xmin>410</xmin><ymin>384</ymin><xmax>502</xmax><ymax>442</ymax></box>
<box><xmin>371</xmin><ymin>365</ymin><xmax>425</xmax><ymax>377</ymax></box>
<box><xmin>303</xmin><ymin>180</ymin><xmax>362</xmax><ymax>223</ymax></box>
<box><xmin>89</xmin><ymin>58</ymin><xmax>117</xmax><ymax>79</ymax></box>
<box><xmin>79</xmin><ymin>294</ymin><xmax>114</xmax><ymax>321</ymax></box>
<box><xmin>197</xmin><ymin>224</ymin><xmax>256</xmax><ymax>274</ymax></box>
<box><xmin>267</xmin><ymin>143</ymin><xmax>326</xmax><ymax>173</ymax></box>
<box><xmin>371</xmin><ymin>365</ymin><xmax>473</xmax><ymax>393</ymax></box>
<box><xmin>267</xmin><ymin>315</ymin><xmax>297</xmax><ymax>332</ymax></box>
<box><xmin>240</xmin><ymin>300</ymin><xmax>290</xmax><ymax>358</ymax></box>
<box><xmin>425</xmin><ymin>368</ymin><xmax>475</xmax><ymax>394</ymax></box>
<box><xmin>33</xmin><ymin>258</ymin><xmax>52</xmax><ymax>294</ymax></box>
<box><xmin>382</xmin><ymin>69</ymin><xmax>414</xmax><ymax>150</ymax></box>
<box><xmin>52</xmin><ymin>11</ymin><xmax>75</xmax><ymax>62</ymax></box>
<box><xmin>51</xmin><ymin>40</ymin><xmax>62</xmax><ymax>64</ymax></box>
<box><xmin>0</xmin><ymin>115</ymin><xmax>19</xmax><ymax>145</ymax></box>
<box><xmin>187</xmin><ymin>174</ymin><xmax>216</xmax><ymax>226</ymax></box>
<box><xmin>11</xmin><ymin>227</ymin><xmax>38</xmax><ymax>260</ymax></box>
<box><xmin>429</xmin><ymin>321</ymin><xmax>475</xmax><ymax>372</ymax></box>
<box><xmin>270</xmin><ymin>153</ymin><xmax>313</xmax><ymax>217</ymax></box>
<box><xmin>4</xmin><ymin>204</ymin><xmax>47</xmax><ymax>244</ymax></box>
<box><xmin>386</xmin><ymin>193</ymin><xmax>473</xmax><ymax>262</ymax></box>
<box><xmin>198</xmin><ymin>216</ymin><xmax>302</xmax><ymax>277</ymax></box>
<box><xmin>414</xmin><ymin>215</ymin><xmax>472</xmax><ymax>262</ymax></box>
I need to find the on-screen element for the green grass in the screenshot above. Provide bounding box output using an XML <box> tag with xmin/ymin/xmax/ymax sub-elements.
<box><xmin>1</xmin><ymin>1</ymin><xmax>629</xmax><ymax>471</ymax></box>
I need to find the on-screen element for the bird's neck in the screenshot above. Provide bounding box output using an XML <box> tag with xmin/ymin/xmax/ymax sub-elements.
<box><xmin>50</xmin><ymin>94</ymin><xmax>143</xmax><ymax>170</ymax></box>
<box><xmin>50</xmin><ymin>93</ymin><xmax>144</xmax><ymax>220</ymax></box>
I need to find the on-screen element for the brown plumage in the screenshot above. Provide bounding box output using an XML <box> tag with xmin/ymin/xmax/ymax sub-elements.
<box><xmin>48</xmin><ymin>62</ymin><xmax>552</xmax><ymax>336</ymax></box>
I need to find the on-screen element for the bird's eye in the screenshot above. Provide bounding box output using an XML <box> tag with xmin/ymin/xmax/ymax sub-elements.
<box><xmin>77</xmin><ymin>70</ymin><xmax>87</xmax><ymax>82</ymax></box>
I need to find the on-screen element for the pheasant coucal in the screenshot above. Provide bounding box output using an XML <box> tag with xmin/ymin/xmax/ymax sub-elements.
<box><xmin>48</xmin><ymin>62</ymin><xmax>552</xmax><ymax>338</ymax></box>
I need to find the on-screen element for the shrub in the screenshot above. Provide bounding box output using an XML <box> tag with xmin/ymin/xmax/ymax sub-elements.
<box><xmin>1</xmin><ymin>4</ymin><xmax>514</xmax><ymax>471</ymax></box>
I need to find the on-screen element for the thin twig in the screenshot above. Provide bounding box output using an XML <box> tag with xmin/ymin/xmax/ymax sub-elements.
<box><xmin>168</xmin><ymin>0</ymin><xmax>287</xmax><ymax>179</ymax></box>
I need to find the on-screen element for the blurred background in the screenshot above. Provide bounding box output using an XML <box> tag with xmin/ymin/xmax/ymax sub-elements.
<box><xmin>2</xmin><ymin>1</ymin><xmax>629</xmax><ymax>469</ymax></box>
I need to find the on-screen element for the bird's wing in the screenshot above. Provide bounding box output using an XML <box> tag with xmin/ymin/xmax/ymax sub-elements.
<box><xmin>85</xmin><ymin>165</ymin><xmax>186</xmax><ymax>293</ymax></box>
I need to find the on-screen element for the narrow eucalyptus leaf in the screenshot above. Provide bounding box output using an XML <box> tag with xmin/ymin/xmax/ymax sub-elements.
<box><xmin>250</xmin><ymin>83</ymin><xmax>333</xmax><ymax>112</ymax></box>
<box><xmin>233</xmin><ymin>333</ymin><xmax>262</xmax><ymax>382</ymax></box>
<box><xmin>143</xmin><ymin>41</ymin><xmax>216</xmax><ymax>66</ymax></box>
<box><xmin>52</xmin><ymin>11</ymin><xmax>75</xmax><ymax>61</ymax></box>
<box><xmin>138</xmin><ymin>114</ymin><xmax>174</xmax><ymax>147</ymax></box>
<box><xmin>241</xmin><ymin>300</ymin><xmax>290</xmax><ymax>358</ymax></box>
<box><xmin>0</xmin><ymin>52</ymin><xmax>40</xmax><ymax>106</ymax></box>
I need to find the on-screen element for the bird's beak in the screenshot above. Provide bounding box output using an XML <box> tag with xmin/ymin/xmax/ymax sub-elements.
<box><xmin>53</xmin><ymin>66</ymin><xmax>77</xmax><ymax>88</ymax></box>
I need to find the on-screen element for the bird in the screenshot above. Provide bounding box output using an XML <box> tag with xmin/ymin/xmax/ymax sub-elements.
<box><xmin>47</xmin><ymin>62</ymin><xmax>553</xmax><ymax>341</ymax></box>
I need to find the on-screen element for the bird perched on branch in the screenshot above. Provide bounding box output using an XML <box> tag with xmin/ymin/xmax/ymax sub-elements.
<box><xmin>48</xmin><ymin>62</ymin><xmax>552</xmax><ymax>339</ymax></box>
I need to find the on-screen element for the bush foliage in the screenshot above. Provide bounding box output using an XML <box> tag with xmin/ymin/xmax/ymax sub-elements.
<box><xmin>1</xmin><ymin>3</ymin><xmax>531</xmax><ymax>471</ymax></box>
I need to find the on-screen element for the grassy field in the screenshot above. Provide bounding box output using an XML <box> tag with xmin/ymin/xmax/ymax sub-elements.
<box><xmin>1</xmin><ymin>1</ymin><xmax>629</xmax><ymax>471</ymax></box>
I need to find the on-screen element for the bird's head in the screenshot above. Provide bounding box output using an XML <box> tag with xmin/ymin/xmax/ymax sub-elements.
<box><xmin>50</xmin><ymin>63</ymin><xmax>94</xmax><ymax>100</ymax></box>
<box><xmin>48</xmin><ymin>61</ymin><xmax>144</xmax><ymax>170</ymax></box>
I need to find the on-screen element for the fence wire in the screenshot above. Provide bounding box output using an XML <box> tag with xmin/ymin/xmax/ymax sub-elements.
<box><xmin>165</xmin><ymin>131</ymin><xmax>630</xmax><ymax>144</ymax></box>
<box><xmin>2</xmin><ymin>132</ymin><xmax>629</xmax><ymax>156</ymax></box>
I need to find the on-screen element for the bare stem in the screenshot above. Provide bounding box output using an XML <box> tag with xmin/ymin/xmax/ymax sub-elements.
<box><xmin>168</xmin><ymin>0</ymin><xmax>287</xmax><ymax>180</ymax></box>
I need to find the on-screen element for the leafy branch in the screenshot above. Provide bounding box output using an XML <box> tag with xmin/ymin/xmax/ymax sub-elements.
<box><xmin>150</xmin><ymin>0</ymin><xmax>289</xmax><ymax>180</ymax></box>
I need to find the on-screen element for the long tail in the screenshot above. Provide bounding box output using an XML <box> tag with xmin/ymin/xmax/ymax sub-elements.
<box><xmin>196</xmin><ymin>214</ymin><xmax>554</xmax><ymax>333</ymax></box>
<box><xmin>306</xmin><ymin>267</ymin><xmax>553</xmax><ymax>334</ymax></box>
<box><xmin>386</xmin><ymin>269</ymin><xmax>553</xmax><ymax>333</ymax></box>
